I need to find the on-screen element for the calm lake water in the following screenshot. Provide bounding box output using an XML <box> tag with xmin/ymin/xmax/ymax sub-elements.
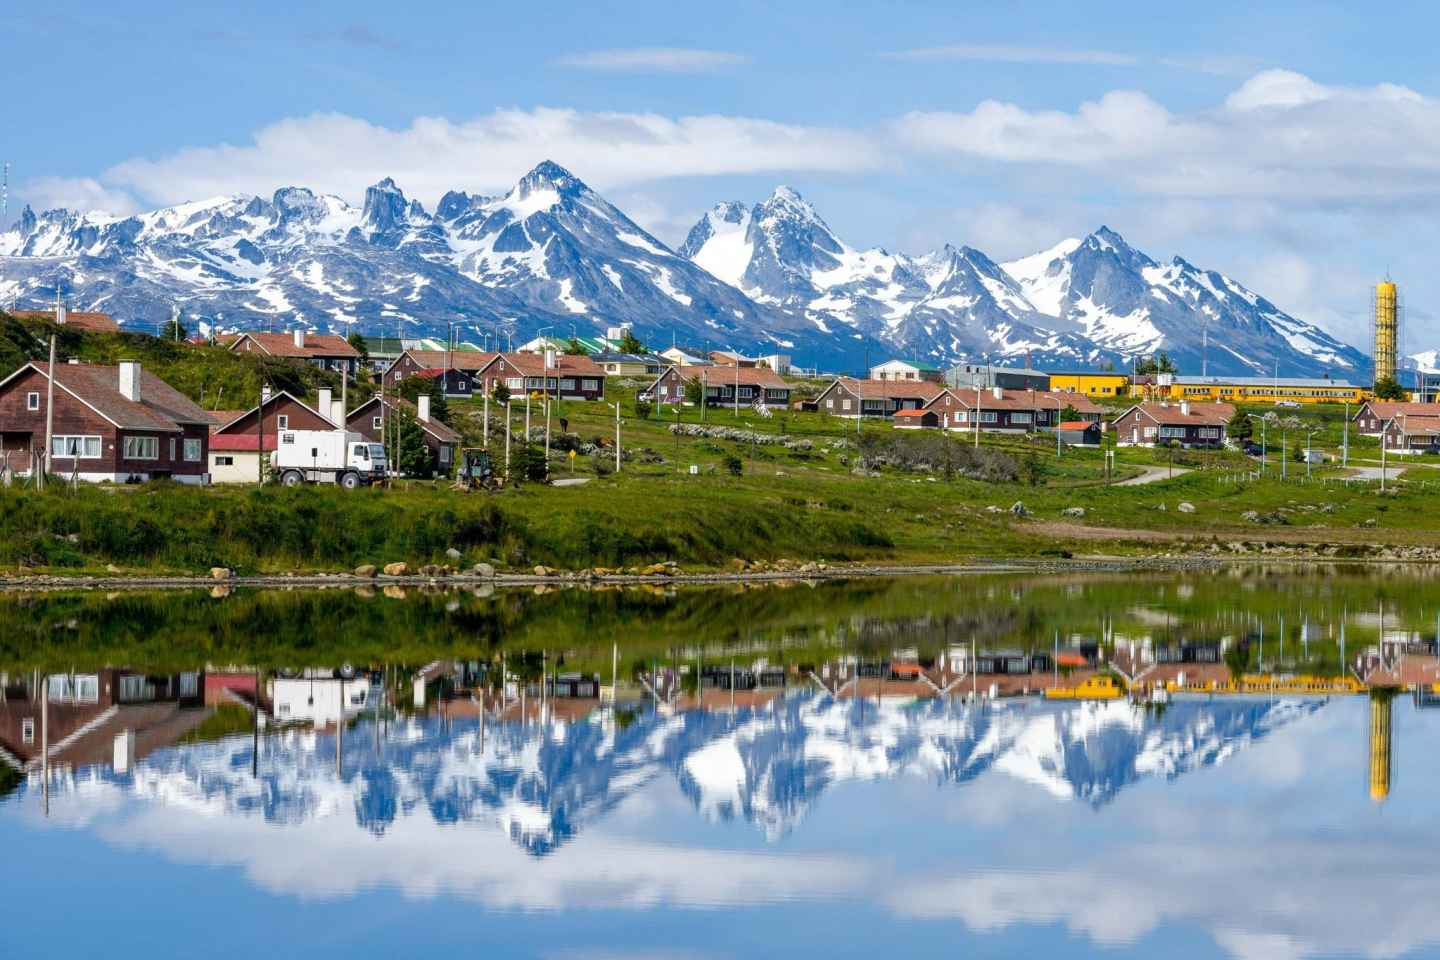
<box><xmin>3</xmin><ymin>568</ymin><xmax>1440</xmax><ymax>959</ymax></box>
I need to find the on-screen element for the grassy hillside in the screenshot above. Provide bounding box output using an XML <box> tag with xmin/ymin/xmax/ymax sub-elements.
<box><xmin>0</xmin><ymin>312</ymin><xmax>372</xmax><ymax>411</ymax></box>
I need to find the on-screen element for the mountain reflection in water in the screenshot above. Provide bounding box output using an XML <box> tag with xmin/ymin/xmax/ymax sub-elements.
<box><xmin>11</xmin><ymin>693</ymin><xmax>1319</xmax><ymax>853</ymax></box>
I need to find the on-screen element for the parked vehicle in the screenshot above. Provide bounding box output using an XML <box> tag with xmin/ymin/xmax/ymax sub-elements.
<box><xmin>272</xmin><ymin>429</ymin><xmax>386</xmax><ymax>488</ymax></box>
<box><xmin>1274</xmin><ymin>399</ymin><xmax>1300</xmax><ymax>408</ymax></box>
<box><xmin>1242</xmin><ymin>441</ymin><xmax>1265</xmax><ymax>457</ymax></box>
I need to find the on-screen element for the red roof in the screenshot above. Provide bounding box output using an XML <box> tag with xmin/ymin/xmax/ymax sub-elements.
<box><xmin>12</xmin><ymin>309</ymin><xmax>120</xmax><ymax>333</ymax></box>
<box><xmin>228</xmin><ymin>331</ymin><xmax>359</xmax><ymax>359</ymax></box>
<box><xmin>1058</xmin><ymin>420</ymin><xmax>1095</xmax><ymax>430</ymax></box>
<box><xmin>208</xmin><ymin>433</ymin><xmax>276</xmax><ymax>452</ymax></box>
<box><xmin>12</xmin><ymin>362</ymin><xmax>210</xmax><ymax>432</ymax></box>
<box><xmin>399</xmin><ymin>350</ymin><xmax>498</xmax><ymax>371</ymax></box>
<box><xmin>490</xmin><ymin>352</ymin><xmax>605</xmax><ymax>377</ymax></box>
<box><xmin>1124</xmin><ymin>401</ymin><xmax>1234</xmax><ymax>426</ymax></box>
<box><xmin>826</xmin><ymin>376</ymin><xmax>947</xmax><ymax>401</ymax></box>
<box><xmin>893</xmin><ymin>408</ymin><xmax>934</xmax><ymax>418</ymax></box>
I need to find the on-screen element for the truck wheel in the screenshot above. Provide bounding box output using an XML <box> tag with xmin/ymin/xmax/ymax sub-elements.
<box><xmin>281</xmin><ymin>470</ymin><xmax>304</xmax><ymax>487</ymax></box>
<box><xmin>339</xmin><ymin>471</ymin><xmax>361</xmax><ymax>490</ymax></box>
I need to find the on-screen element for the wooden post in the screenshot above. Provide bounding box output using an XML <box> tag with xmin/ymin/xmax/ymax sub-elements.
<box><xmin>483</xmin><ymin>390</ymin><xmax>490</xmax><ymax>447</ymax></box>
<box><xmin>504</xmin><ymin>401</ymin><xmax>512</xmax><ymax>479</ymax></box>
<box><xmin>40</xmin><ymin>336</ymin><xmax>56</xmax><ymax>491</ymax></box>
<box><xmin>257</xmin><ymin>383</ymin><xmax>265</xmax><ymax>485</ymax></box>
<box><xmin>614</xmin><ymin>401</ymin><xmax>621</xmax><ymax>474</ymax></box>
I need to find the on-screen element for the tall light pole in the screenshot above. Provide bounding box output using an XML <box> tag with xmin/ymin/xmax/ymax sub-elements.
<box><xmin>1054</xmin><ymin>395</ymin><xmax>1062</xmax><ymax>458</ymax></box>
<box><xmin>1342</xmin><ymin>400</ymin><xmax>1350</xmax><ymax>468</ymax></box>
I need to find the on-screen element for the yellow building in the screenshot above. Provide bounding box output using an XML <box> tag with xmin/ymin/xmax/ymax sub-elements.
<box><xmin>1164</xmin><ymin>376</ymin><xmax>1369</xmax><ymax>406</ymax></box>
<box><xmin>1048</xmin><ymin>371</ymin><xmax>1130</xmax><ymax>397</ymax></box>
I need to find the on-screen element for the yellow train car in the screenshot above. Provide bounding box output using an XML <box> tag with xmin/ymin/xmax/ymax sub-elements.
<box><xmin>1164</xmin><ymin>376</ymin><xmax>1369</xmax><ymax>406</ymax></box>
<box><xmin>1165</xmin><ymin>674</ymin><xmax>1366</xmax><ymax>696</ymax></box>
<box><xmin>1045</xmin><ymin>675</ymin><xmax>1126</xmax><ymax>700</ymax></box>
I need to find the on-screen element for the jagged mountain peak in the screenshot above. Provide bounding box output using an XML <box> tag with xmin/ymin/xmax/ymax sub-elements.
<box><xmin>516</xmin><ymin>160</ymin><xmax>586</xmax><ymax>199</ymax></box>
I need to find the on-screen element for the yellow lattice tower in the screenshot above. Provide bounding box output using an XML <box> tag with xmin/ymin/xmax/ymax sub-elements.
<box><xmin>1374</xmin><ymin>280</ymin><xmax>1398</xmax><ymax>385</ymax></box>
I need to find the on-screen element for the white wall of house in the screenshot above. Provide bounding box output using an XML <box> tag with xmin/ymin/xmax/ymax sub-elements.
<box><xmin>269</xmin><ymin>678</ymin><xmax>374</xmax><ymax>728</ymax></box>
<box><xmin>869</xmin><ymin>360</ymin><xmax>921</xmax><ymax>381</ymax></box>
<box><xmin>209</xmin><ymin>451</ymin><xmax>262</xmax><ymax>484</ymax></box>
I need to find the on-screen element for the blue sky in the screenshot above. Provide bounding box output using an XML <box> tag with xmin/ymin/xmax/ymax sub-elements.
<box><xmin>11</xmin><ymin>0</ymin><xmax>1440</xmax><ymax>350</ymax></box>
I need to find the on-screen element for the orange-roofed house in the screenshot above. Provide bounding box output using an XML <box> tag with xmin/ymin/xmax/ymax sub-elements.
<box><xmin>227</xmin><ymin>330</ymin><xmax>361</xmax><ymax>377</ymax></box>
<box><xmin>647</xmin><ymin>364</ymin><xmax>790</xmax><ymax>410</ymax></box>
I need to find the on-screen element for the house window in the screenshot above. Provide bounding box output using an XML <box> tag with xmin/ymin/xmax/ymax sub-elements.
<box><xmin>440</xmin><ymin>445</ymin><xmax>452</xmax><ymax>464</ymax></box>
<box><xmin>179</xmin><ymin>672</ymin><xmax>199</xmax><ymax>698</ymax></box>
<box><xmin>21</xmin><ymin>718</ymin><xmax>34</xmax><ymax>744</ymax></box>
<box><xmin>373</xmin><ymin>416</ymin><xmax>383</xmax><ymax>429</ymax></box>
<box><xmin>1144</xmin><ymin>426</ymin><xmax>1158</xmax><ymax>438</ymax></box>
<box><xmin>119</xmin><ymin>674</ymin><xmax>149</xmax><ymax>702</ymax></box>
<box><xmin>49</xmin><ymin>674</ymin><xmax>99</xmax><ymax>703</ymax></box>
<box><xmin>169</xmin><ymin>438</ymin><xmax>177</xmax><ymax>461</ymax></box>
<box><xmin>842</xmin><ymin>398</ymin><xmax>852</xmax><ymax>412</ymax></box>
<box><xmin>457</xmin><ymin>379</ymin><xmax>469</xmax><ymax>391</ymax></box>
<box><xmin>1011</xmin><ymin>411</ymin><xmax>1033</xmax><ymax>424</ymax></box>
<box><xmin>215</xmin><ymin>456</ymin><xmax>234</xmax><ymax>466</ymax></box>
<box><xmin>51</xmin><ymin>435</ymin><xmax>101</xmax><ymax>459</ymax></box>
<box><xmin>506</xmin><ymin>377</ymin><xmax>524</xmax><ymax>390</ymax></box>
<box><xmin>559</xmin><ymin>378</ymin><xmax>577</xmax><ymax>391</ymax></box>
<box><xmin>582</xmin><ymin>378</ymin><xmax>599</xmax><ymax>391</ymax></box>
<box><xmin>280</xmin><ymin>433</ymin><xmax>296</xmax><ymax>445</ymax></box>
<box><xmin>26</xmin><ymin>391</ymin><xmax>39</xmax><ymax>411</ymax></box>
<box><xmin>1160</xmin><ymin>426</ymin><xmax>1186</xmax><ymax>439</ymax></box>
<box><xmin>123</xmin><ymin>436</ymin><xmax>159</xmax><ymax>460</ymax></box>
<box><xmin>276</xmin><ymin>415</ymin><xmax>289</xmax><ymax>430</ymax></box>
<box><xmin>183</xmin><ymin>438</ymin><xmax>202</xmax><ymax>462</ymax></box>
<box><xmin>980</xmin><ymin>411</ymin><xmax>998</xmax><ymax>423</ymax></box>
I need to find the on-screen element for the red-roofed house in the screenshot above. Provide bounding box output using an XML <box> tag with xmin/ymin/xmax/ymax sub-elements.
<box><xmin>0</xmin><ymin>360</ymin><xmax>211</xmax><ymax>483</ymax></box>
<box><xmin>892</xmin><ymin>408</ymin><xmax>941</xmax><ymax>429</ymax></box>
<box><xmin>383</xmin><ymin>349</ymin><xmax>497</xmax><ymax>395</ymax></box>
<box><xmin>1353</xmin><ymin>400</ymin><xmax>1440</xmax><ymax>437</ymax></box>
<box><xmin>1113</xmin><ymin>400</ymin><xmax>1233</xmax><ymax>448</ymax></box>
<box><xmin>647</xmin><ymin>364</ymin><xmax>789</xmax><ymax>410</ymax></box>
<box><xmin>477</xmin><ymin>352</ymin><xmax>607</xmax><ymax>402</ymax></box>
<box><xmin>227</xmin><ymin>330</ymin><xmax>361</xmax><ymax>376</ymax></box>
<box><xmin>917</xmin><ymin>386</ymin><xmax>1105</xmax><ymax>434</ymax></box>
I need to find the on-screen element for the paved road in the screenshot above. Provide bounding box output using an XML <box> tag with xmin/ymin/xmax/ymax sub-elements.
<box><xmin>1113</xmin><ymin>466</ymin><xmax>1193</xmax><ymax>486</ymax></box>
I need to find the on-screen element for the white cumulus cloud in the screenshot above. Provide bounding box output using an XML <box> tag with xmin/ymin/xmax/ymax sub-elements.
<box><xmin>96</xmin><ymin>108</ymin><xmax>884</xmax><ymax>211</ymax></box>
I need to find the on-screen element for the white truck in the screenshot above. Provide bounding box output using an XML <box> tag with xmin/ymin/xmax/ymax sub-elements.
<box><xmin>272</xmin><ymin>429</ymin><xmax>387</xmax><ymax>489</ymax></box>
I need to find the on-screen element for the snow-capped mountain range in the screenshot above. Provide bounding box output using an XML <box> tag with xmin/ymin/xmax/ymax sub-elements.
<box><xmin>0</xmin><ymin>161</ymin><xmax>1369</xmax><ymax>376</ymax></box>
<box><xmin>18</xmin><ymin>693</ymin><xmax>1320</xmax><ymax>856</ymax></box>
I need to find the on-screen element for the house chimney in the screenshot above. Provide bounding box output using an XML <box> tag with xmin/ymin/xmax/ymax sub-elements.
<box><xmin>991</xmin><ymin>385</ymin><xmax>1003</xmax><ymax>400</ymax></box>
<box><xmin>292</xmin><ymin>328</ymin><xmax>306</xmax><ymax>349</ymax></box>
<box><xmin>318</xmin><ymin>388</ymin><xmax>333</xmax><ymax>422</ymax></box>
<box><xmin>331</xmin><ymin>399</ymin><xmax>345</xmax><ymax>426</ymax></box>
<box><xmin>1180</xmin><ymin>400</ymin><xmax>1190</xmax><ymax>416</ymax></box>
<box><xmin>261</xmin><ymin>384</ymin><xmax>273</xmax><ymax>403</ymax></box>
<box><xmin>118</xmin><ymin>360</ymin><xmax>141</xmax><ymax>402</ymax></box>
<box><xmin>543</xmin><ymin>347</ymin><xmax>557</xmax><ymax>369</ymax></box>
<box><xmin>417</xmin><ymin>394</ymin><xmax>431</xmax><ymax>423</ymax></box>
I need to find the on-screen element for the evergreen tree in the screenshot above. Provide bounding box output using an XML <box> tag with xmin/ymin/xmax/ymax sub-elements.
<box><xmin>1373</xmin><ymin>376</ymin><xmax>1406</xmax><ymax>400</ymax></box>
<box><xmin>397</xmin><ymin>375</ymin><xmax>451</xmax><ymax>425</ymax></box>
<box><xmin>618</xmin><ymin>329</ymin><xmax>646</xmax><ymax>354</ymax></box>
<box><xmin>563</xmin><ymin>337</ymin><xmax>587</xmax><ymax>356</ymax></box>
<box><xmin>1227</xmin><ymin>409</ymin><xmax>1254</xmax><ymax>442</ymax></box>
<box><xmin>389</xmin><ymin>411</ymin><xmax>434</xmax><ymax>479</ymax></box>
<box><xmin>347</xmin><ymin>332</ymin><xmax>369</xmax><ymax>362</ymax></box>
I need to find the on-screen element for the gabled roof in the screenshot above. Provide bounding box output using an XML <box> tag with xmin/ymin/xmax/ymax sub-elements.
<box><xmin>893</xmin><ymin>408</ymin><xmax>937</xmax><ymax>419</ymax></box>
<box><xmin>11</xmin><ymin>309</ymin><xmax>120</xmax><ymax>333</ymax></box>
<box><xmin>228</xmin><ymin>331</ymin><xmax>360</xmax><ymax>359</ymax></box>
<box><xmin>1357</xmin><ymin>401</ymin><xmax>1440</xmax><ymax>419</ymax></box>
<box><xmin>660</xmin><ymin>365</ymin><xmax>790</xmax><ymax>389</ymax></box>
<box><xmin>4</xmin><ymin>362</ymin><xmax>209</xmax><ymax>432</ymax></box>
<box><xmin>1388</xmin><ymin>414</ymin><xmax>1440</xmax><ymax>436</ymax></box>
<box><xmin>486</xmin><ymin>352</ymin><xmax>605</xmax><ymax>377</ymax></box>
<box><xmin>347</xmin><ymin>395</ymin><xmax>461</xmax><ymax>444</ymax></box>
<box><xmin>398</xmin><ymin>349</ymin><xmax>498</xmax><ymax>372</ymax></box>
<box><xmin>1119</xmin><ymin>401</ymin><xmax>1234</xmax><ymax>426</ymax></box>
<box><xmin>821</xmin><ymin>376</ymin><xmax>947</xmax><ymax>401</ymax></box>
<box><xmin>937</xmin><ymin>388</ymin><xmax>1105</xmax><ymax>413</ymax></box>
<box><xmin>1058</xmin><ymin>420</ymin><xmax>1097</xmax><ymax>431</ymax></box>
<box><xmin>211</xmin><ymin>390</ymin><xmax>334</xmax><ymax>434</ymax></box>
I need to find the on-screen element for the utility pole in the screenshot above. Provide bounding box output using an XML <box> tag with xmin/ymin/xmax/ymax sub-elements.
<box><xmin>40</xmin><ymin>334</ymin><xmax>56</xmax><ymax>491</ymax></box>
<box><xmin>974</xmin><ymin>381</ymin><xmax>981</xmax><ymax>449</ymax></box>
<box><xmin>483</xmin><ymin>388</ymin><xmax>490</xmax><ymax>448</ymax></box>
<box><xmin>1054</xmin><ymin>395</ymin><xmax>1062</xmax><ymax>458</ymax></box>
<box><xmin>1342</xmin><ymin>400</ymin><xmax>1349</xmax><ymax>468</ymax></box>
<box><xmin>257</xmin><ymin>382</ymin><xmax>266</xmax><ymax>484</ymax></box>
<box><xmin>505</xmin><ymin>401</ymin><xmax>512</xmax><ymax>479</ymax></box>
<box><xmin>544</xmin><ymin>392</ymin><xmax>552</xmax><ymax>480</ymax></box>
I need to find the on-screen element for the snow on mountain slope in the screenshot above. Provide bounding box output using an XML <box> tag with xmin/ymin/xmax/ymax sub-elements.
<box><xmin>1</xmin><ymin>164</ymin><xmax>1369</xmax><ymax>377</ymax></box>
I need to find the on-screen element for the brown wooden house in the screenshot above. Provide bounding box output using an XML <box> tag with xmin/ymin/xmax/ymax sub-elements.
<box><xmin>476</xmin><ymin>352</ymin><xmax>606</xmax><ymax>401</ymax></box>
<box><xmin>1113</xmin><ymin>400</ymin><xmax>1233</xmax><ymax>448</ymax></box>
<box><xmin>347</xmin><ymin>395</ymin><xmax>461</xmax><ymax>475</ymax></box>
<box><xmin>227</xmin><ymin>330</ymin><xmax>361</xmax><ymax>376</ymax></box>
<box><xmin>813</xmin><ymin>376</ymin><xmax>946</xmax><ymax>418</ymax></box>
<box><xmin>0</xmin><ymin>360</ymin><xmax>211</xmax><ymax>483</ymax></box>
<box><xmin>1353</xmin><ymin>401</ymin><xmax>1438</xmax><ymax>437</ymax></box>
<box><xmin>1380</xmin><ymin>414</ymin><xmax>1440</xmax><ymax>454</ymax></box>
<box><xmin>647</xmin><ymin>365</ymin><xmax>790</xmax><ymax>410</ymax></box>
<box><xmin>383</xmin><ymin>349</ymin><xmax>496</xmax><ymax>396</ymax></box>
